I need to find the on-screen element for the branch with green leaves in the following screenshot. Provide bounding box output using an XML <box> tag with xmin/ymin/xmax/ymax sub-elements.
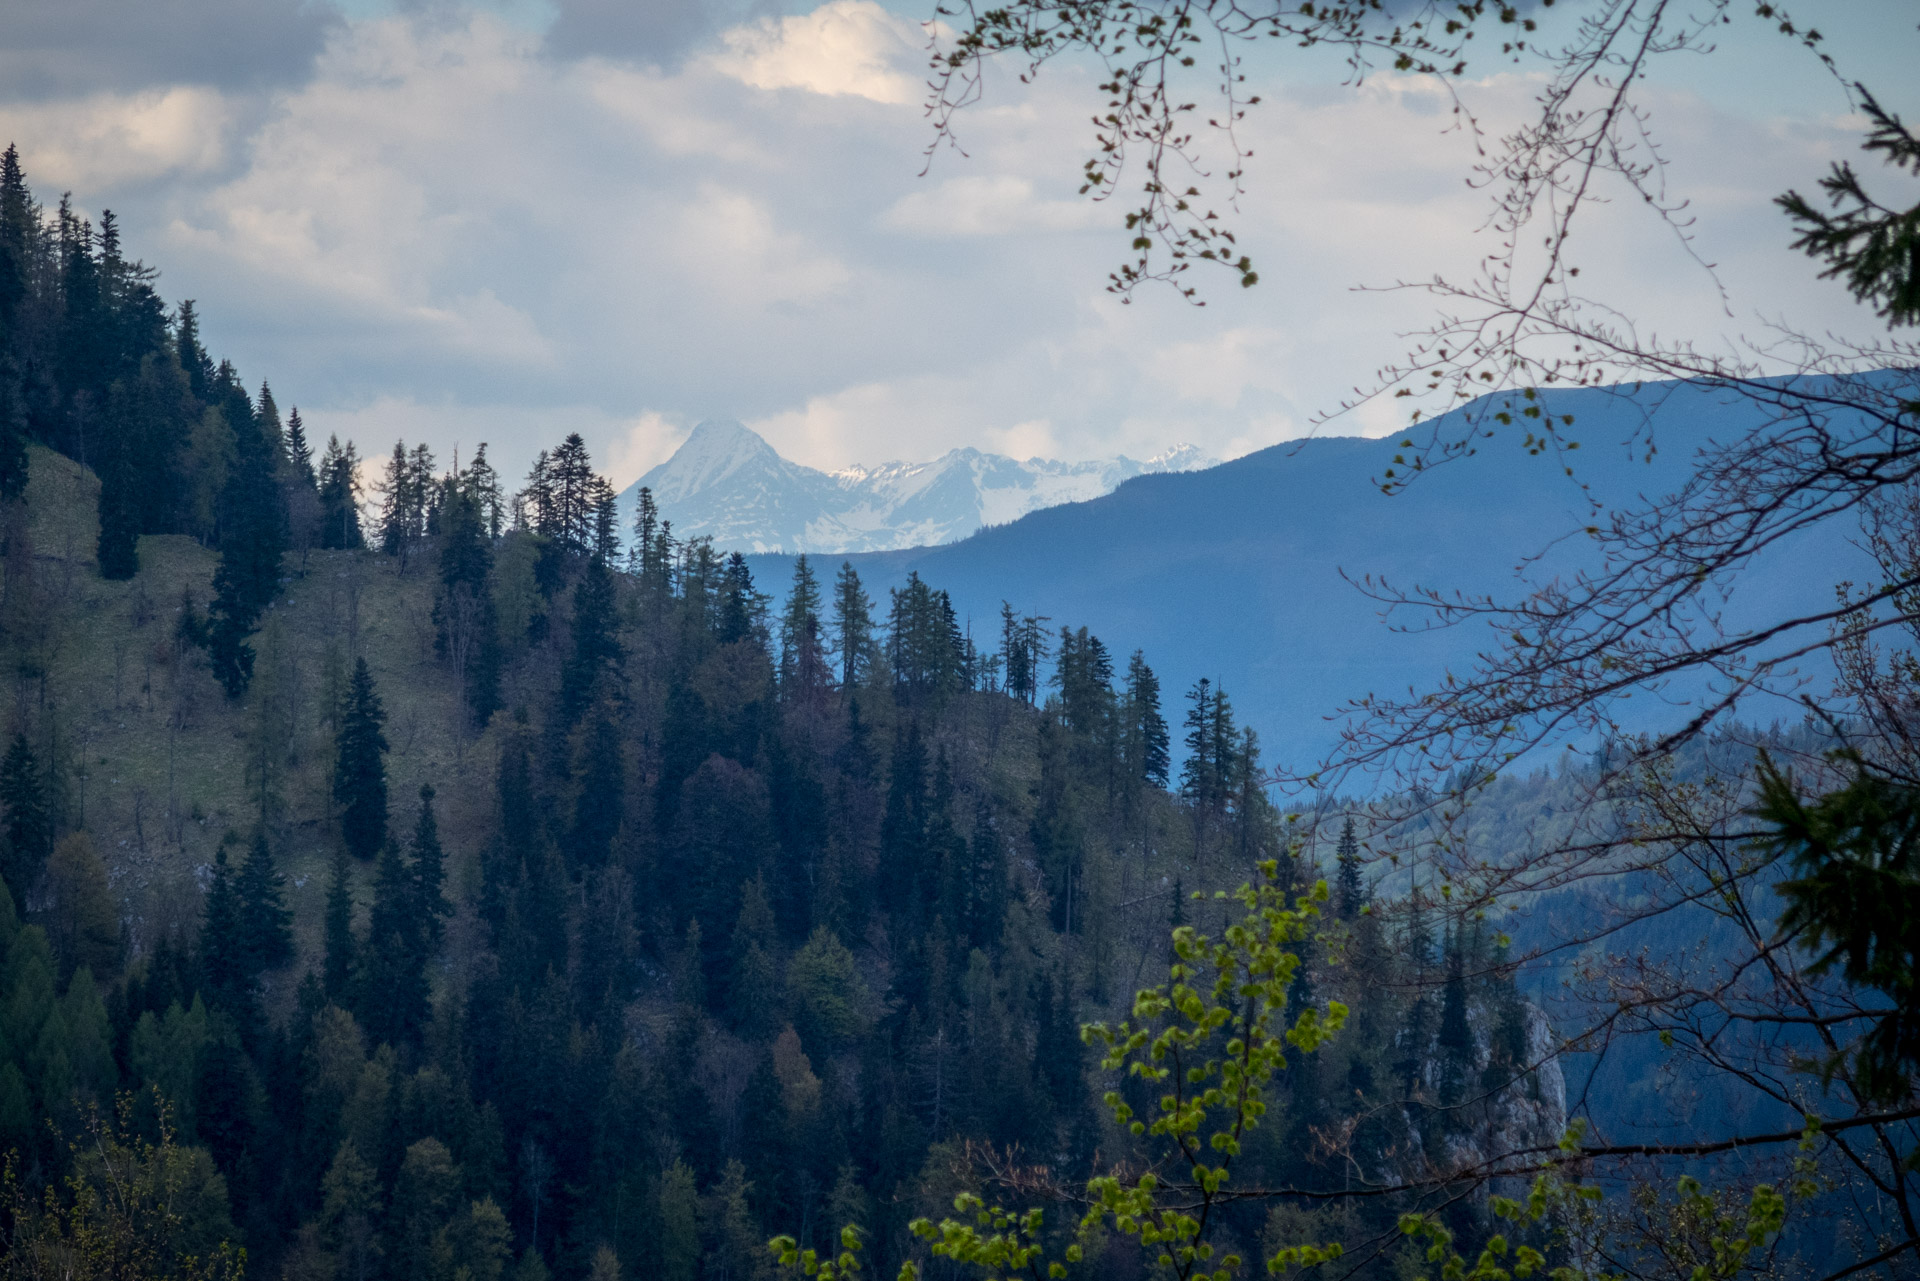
<box><xmin>774</xmin><ymin>861</ymin><xmax>1349</xmax><ymax>1281</ymax></box>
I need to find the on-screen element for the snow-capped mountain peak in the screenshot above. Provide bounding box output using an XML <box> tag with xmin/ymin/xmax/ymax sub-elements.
<box><xmin>642</xmin><ymin>419</ymin><xmax>785</xmax><ymax>503</ymax></box>
<box><xmin>620</xmin><ymin>424</ymin><xmax>1218</xmax><ymax>554</ymax></box>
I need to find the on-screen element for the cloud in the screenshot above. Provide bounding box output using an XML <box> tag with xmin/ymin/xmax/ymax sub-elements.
<box><xmin>546</xmin><ymin>0</ymin><xmax>750</xmax><ymax>67</ymax></box>
<box><xmin>881</xmin><ymin>174</ymin><xmax>1099</xmax><ymax>237</ymax></box>
<box><xmin>710</xmin><ymin>0</ymin><xmax>922</xmax><ymax>103</ymax></box>
<box><xmin>0</xmin><ymin>0</ymin><xmax>337</xmax><ymax>100</ymax></box>
<box><xmin>1</xmin><ymin>0</ymin><xmax>1890</xmax><ymax>493</ymax></box>
<box><xmin>607</xmin><ymin>411</ymin><xmax>692</xmax><ymax>487</ymax></box>
<box><xmin>300</xmin><ymin>396</ymin><xmax>662</xmax><ymax>495</ymax></box>
<box><xmin>0</xmin><ymin>88</ymin><xmax>235</xmax><ymax>193</ymax></box>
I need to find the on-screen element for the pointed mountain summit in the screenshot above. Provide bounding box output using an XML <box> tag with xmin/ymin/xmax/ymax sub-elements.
<box><xmin>620</xmin><ymin>423</ymin><xmax>1217</xmax><ymax>553</ymax></box>
<box><xmin>642</xmin><ymin>419</ymin><xmax>789</xmax><ymax>503</ymax></box>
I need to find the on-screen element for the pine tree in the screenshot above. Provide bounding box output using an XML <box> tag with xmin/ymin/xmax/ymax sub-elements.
<box><xmin>333</xmin><ymin>658</ymin><xmax>390</xmax><ymax>861</ymax></box>
<box><xmin>558</xmin><ymin>557</ymin><xmax>622</xmax><ymax>732</ymax></box>
<box><xmin>237</xmin><ymin>830</ymin><xmax>294</xmax><ymax>975</ymax></box>
<box><xmin>200</xmin><ymin>843</ymin><xmax>251</xmax><ymax>1015</ymax></box>
<box><xmin>255</xmin><ymin>380</ymin><xmax>286</xmax><ymax>462</ymax></box>
<box><xmin>591</xmin><ymin>477</ymin><xmax>620</xmax><ymax>564</ymax></box>
<box><xmin>43</xmin><ymin>833</ymin><xmax>120</xmax><ymax>982</ymax></box>
<box><xmin>317</xmin><ymin>435</ymin><xmax>364</xmax><ymax>550</ymax></box>
<box><xmin>1123</xmin><ymin>651</ymin><xmax>1170</xmax><ymax>788</ymax></box>
<box><xmin>1179</xmin><ymin>678</ymin><xmax>1217</xmax><ymax>805</ymax></box>
<box><xmin>205</xmin><ymin>366</ymin><xmax>288</xmax><ymax>694</ymax></box>
<box><xmin>410</xmin><ymin>784</ymin><xmax>451</xmax><ymax>958</ymax></box>
<box><xmin>0</xmin><ymin>732</ymin><xmax>50</xmax><ymax>904</ymax></box>
<box><xmin>717</xmin><ymin>552</ymin><xmax>758</xmax><ymax>646</ymax></box>
<box><xmin>877</xmin><ymin>722</ymin><xmax>928</xmax><ymax>926</ymax></box>
<box><xmin>465</xmin><ymin>442</ymin><xmax>504</xmax><ymax>538</ymax></box>
<box><xmin>324</xmin><ymin>847</ymin><xmax>356</xmax><ymax>1003</ymax></box>
<box><xmin>379</xmin><ymin>440</ymin><xmax>415</xmax><ymax>558</ymax></box>
<box><xmin>831</xmin><ymin>562</ymin><xmax>874</xmax><ymax>689</ymax></box>
<box><xmin>629</xmin><ymin>486</ymin><xmax>670</xmax><ymax>588</ymax></box>
<box><xmin>435</xmin><ymin>477</ymin><xmax>500</xmax><ymax>726</ymax></box>
<box><xmin>285</xmin><ymin>406</ymin><xmax>316</xmax><ymax>489</ymax></box>
<box><xmin>175</xmin><ymin>301</ymin><xmax>214</xmax><ymax>402</ymax></box>
<box><xmin>960</xmin><ymin>797</ymin><xmax>1006</xmax><ymax>951</ymax></box>
<box><xmin>1333</xmin><ymin>817</ymin><xmax>1366</xmax><ymax>921</ymax></box>
<box><xmin>362</xmin><ymin>837</ymin><xmax>428</xmax><ymax>1049</ymax></box>
<box><xmin>0</xmin><ymin>365</ymin><xmax>27</xmax><ymax>505</ymax></box>
<box><xmin>569</xmin><ymin>713</ymin><xmax>624</xmax><ymax>867</ymax></box>
<box><xmin>779</xmin><ymin>556</ymin><xmax>830</xmax><ymax>695</ymax></box>
<box><xmin>0</xmin><ymin>145</ymin><xmax>30</xmax><ymax>347</ymax></box>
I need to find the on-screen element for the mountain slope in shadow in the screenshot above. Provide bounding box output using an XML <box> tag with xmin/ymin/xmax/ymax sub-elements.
<box><xmin>749</xmin><ymin>379</ymin><xmax>1869</xmax><ymax>771</ymax></box>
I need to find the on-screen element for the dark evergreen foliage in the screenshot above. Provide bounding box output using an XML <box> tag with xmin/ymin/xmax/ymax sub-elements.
<box><xmin>334</xmin><ymin>658</ymin><xmax>390</xmax><ymax>861</ymax></box>
<box><xmin>323</xmin><ymin>846</ymin><xmax>356</xmax><ymax>1003</ymax></box>
<box><xmin>0</xmin><ymin>732</ymin><xmax>50</xmax><ymax>904</ymax></box>
<box><xmin>237</xmin><ymin>831</ymin><xmax>295</xmax><ymax>976</ymax></box>
<box><xmin>0</xmin><ymin>147</ymin><xmax>1573</xmax><ymax>1281</ymax></box>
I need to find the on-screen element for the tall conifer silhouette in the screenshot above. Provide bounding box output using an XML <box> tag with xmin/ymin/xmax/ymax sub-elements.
<box><xmin>333</xmin><ymin>658</ymin><xmax>390</xmax><ymax>861</ymax></box>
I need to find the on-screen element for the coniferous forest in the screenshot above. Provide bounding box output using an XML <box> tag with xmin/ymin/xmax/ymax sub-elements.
<box><xmin>0</xmin><ymin>148</ymin><xmax>1565</xmax><ymax>1280</ymax></box>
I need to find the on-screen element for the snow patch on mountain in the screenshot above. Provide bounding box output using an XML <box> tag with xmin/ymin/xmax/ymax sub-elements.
<box><xmin>618</xmin><ymin>421</ymin><xmax>1219</xmax><ymax>554</ymax></box>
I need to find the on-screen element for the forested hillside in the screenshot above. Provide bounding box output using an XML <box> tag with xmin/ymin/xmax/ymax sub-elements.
<box><xmin>0</xmin><ymin>149</ymin><xmax>1569</xmax><ymax>1280</ymax></box>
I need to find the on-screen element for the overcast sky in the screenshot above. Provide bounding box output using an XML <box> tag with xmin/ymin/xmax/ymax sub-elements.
<box><xmin>2</xmin><ymin>0</ymin><xmax>1913</xmax><ymax>487</ymax></box>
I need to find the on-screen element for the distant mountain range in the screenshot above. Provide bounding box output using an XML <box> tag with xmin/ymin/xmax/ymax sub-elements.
<box><xmin>746</xmin><ymin>379</ymin><xmax>1871</xmax><ymax>772</ymax></box>
<box><xmin>616</xmin><ymin>420</ymin><xmax>1217</xmax><ymax>553</ymax></box>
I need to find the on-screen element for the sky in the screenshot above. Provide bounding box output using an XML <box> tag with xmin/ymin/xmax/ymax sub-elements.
<box><xmin>1</xmin><ymin>0</ymin><xmax>1914</xmax><ymax>489</ymax></box>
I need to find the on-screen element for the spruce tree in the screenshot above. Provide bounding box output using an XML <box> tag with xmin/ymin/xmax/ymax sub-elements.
<box><xmin>0</xmin><ymin>145</ymin><xmax>29</xmax><ymax>346</ymax></box>
<box><xmin>1333</xmin><ymin>816</ymin><xmax>1366</xmax><ymax>921</ymax></box>
<box><xmin>206</xmin><ymin>367</ymin><xmax>288</xmax><ymax>694</ymax></box>
<box><xmin>410</xmin><ymin>784</ymin><xmax>451</xmax><ymax>958</ymax></box>
<box><xmin>558</xmin><ymin>557</ymin><xmax>622</xmax><ymax>732</ymax></box>
<box><xmin>1123</xmin><ymin>651</ymin><xmax>1170</xmax><ymax>788</ymax></box>
<box><xmin>961</xmin><ymin>798</ymin><xmax>1007</xmax><ymax>951</ymax></box>
<box><xmin>877</xmin><ymin>722</ymin><xmax>928</xmax><ymax>926</ymax></box>
<box><xmin>569</xmin><ymin>713</ymin><xmax>624</xmax><ymax>867</ymax></box>
<box><xmin>465</xmin><ymin>442</ymin><xmax>504</xmax><ymax>538</ymax></box>
<box><xmin>200</xmin><ymin>843</ymin><xmax>251</xmax><ymax>1015</ymax></box>
<box><xmin>323</xmin><ymin>846</ymin><xmax>356</xmax><ymax>1003</ymax></box>
<box><xmin>0</xmin><ymin>365</ymin><xmax>27</xmax><ymax>505</ymax></box>
<box><xmin>779</xmin><ymin>556</ymin><xmax>828</xmax><ymax>693</ymax></box>
<box><xmin>175</xmin><ymin>300</ymin><xmax>214</xmax><ymax>402</ymax></box>
<box><xmin>237</xmin><ymin>830</ymin><xmax>294</xmax><ymax>975</ymax></box>
<box><xmin>0</xmin><ymin>733</ymin><xmax>50</xmax><ymax>904</ymax></box>
<box><xmin>284</xmin><ymin>406</ymin><xmax>316</xmax><ymax>489</ymax></box>
<box><xmin>361</xmin><ymin>837</ymin><xmax>429</xmax><ymax>1048</ymax></box>
<box><xmin>379</xmin><ymin>440</ymin><xmax>414</xmax><ymax>558</ymax></box>
<box><xmin>1179</xmin><ymin>678</ymin><xmax>1217</xmax><ymax>805</ymax></box>
<box><xmin>591</xmin><ymin>477</ymin><xmax>620</xmax><ymax>564</ymax></box>
<box><xmin>831</xmin><ymin>562</ymin><xmax>874</xmax><ymax>689</ymax></box>
<box><xmin>717</xmin><ymin>552</ymin><xmax>757</xmax><ymax>646</ymax></box>
<box><xmin>317</xmin><ymin>435</ymin><xmax>364</xmax><ymax>550</ymax></box>
<box><xmin>333</xmin><ymin>658</ymin><xmax>390</xmax><ymax>861</ymax></box>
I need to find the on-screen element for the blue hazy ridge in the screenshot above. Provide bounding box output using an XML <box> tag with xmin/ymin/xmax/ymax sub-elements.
<box><xmin>748</xmin><ymin>378</ymin><xmax>1874</xmax><ymax>772</ymax></box>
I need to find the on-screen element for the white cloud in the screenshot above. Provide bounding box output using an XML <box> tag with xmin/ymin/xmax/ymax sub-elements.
<box><xmin>606</xmin><ymin>411</ymin><xmax>691</xmax><ymax>488</ymax></box>
<box><xmin>710</xmin><ymin>0</ymin><xmax>922</xmax><ymax>104</ymax></box>
<box><xmin>0</xmin><ymin>87</ymin><xmax>233</xmax><ymax>192</ymax></box>
<box><xmin>1</xmin><ymin>0</ymin><xmax>1893</xmax><ymax>488</ymax></box>
<box><xmin>1147</xmin><ymin>328</ymin><xmax>1296</xmax><ymax>410</ymax></box>
<box><xmin>672</xmin><ymin>183</ymin><xmax>852</xmax><ymax>307</ymax></box>
<box><xmin>881</xmin><ymin>174</ymin><xmax>1099</xmax><ymax>237</ymax></box>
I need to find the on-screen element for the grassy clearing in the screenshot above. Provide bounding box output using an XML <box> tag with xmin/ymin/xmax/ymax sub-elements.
<box><xmin>3</xmin><ymin>447</ymin><xmax>506</xmax><ymax>989</ymax></box>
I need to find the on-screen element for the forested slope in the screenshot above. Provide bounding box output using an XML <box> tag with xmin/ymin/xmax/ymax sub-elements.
<box><xmin>0</xmin><ymin>145</ymin><xmax>1566</xmax><ymax>1281</ymax></box>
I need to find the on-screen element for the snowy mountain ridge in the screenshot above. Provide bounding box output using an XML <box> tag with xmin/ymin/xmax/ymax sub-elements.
<box><xmin>617</xmin><ymin>421</ymin><xmax>1219</xmax><ymax>554</ymax></box>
